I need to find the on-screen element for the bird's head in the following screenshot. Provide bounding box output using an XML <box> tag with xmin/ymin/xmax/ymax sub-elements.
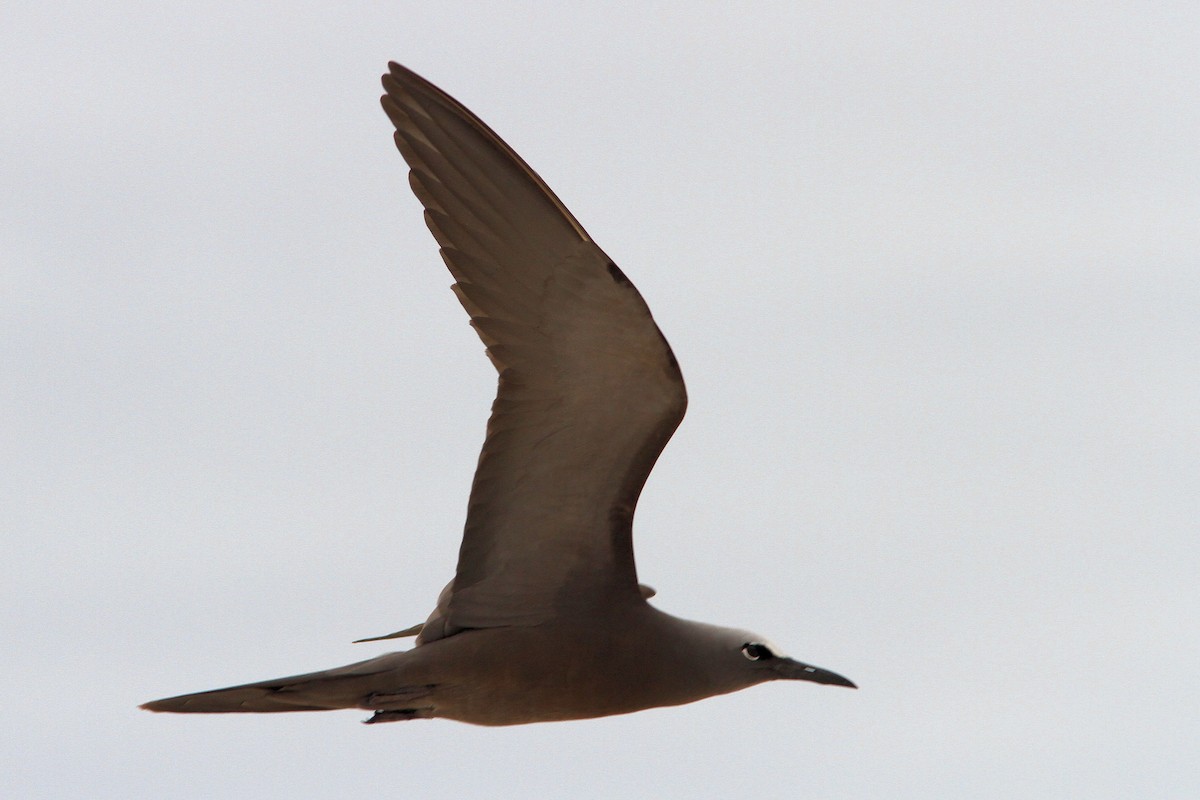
<box><xmin>702</xmin><ymin>626</ymin><xmax>856</xmax><ymax>691</ymax></box>
<box><xmin>735</xmin><ymin>638</ymin><xmax>856</xmax><ymax>687</ymax></box>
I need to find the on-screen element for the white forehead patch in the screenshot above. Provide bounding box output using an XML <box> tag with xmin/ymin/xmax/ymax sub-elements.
<box><xmin>747</xmin><ymin>637</ymin><xmax>789</xmax><ymax>659</ymax></box>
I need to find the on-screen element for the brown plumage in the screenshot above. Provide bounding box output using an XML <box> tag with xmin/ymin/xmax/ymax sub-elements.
<box><xmin>140</xmin><ymin>64</ymin><xmax>853</xmax><ymax>726</ymax></box>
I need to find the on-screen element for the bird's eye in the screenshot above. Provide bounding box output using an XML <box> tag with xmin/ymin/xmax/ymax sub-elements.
<box><xmin>741</xmin><ymin>643</ymin><xmax>773</xmax><ymax>661</ymax></box>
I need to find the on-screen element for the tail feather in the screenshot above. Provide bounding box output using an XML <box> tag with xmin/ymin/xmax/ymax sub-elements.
<box><xmin>140</xmin><ymin>686</ymin><xmax>332</xmax><ymax>714</ymax></box>
<box><xmin>140</xmin><ymin>653</ymin><xmax>404</xmax><ymax>715</ymax></box>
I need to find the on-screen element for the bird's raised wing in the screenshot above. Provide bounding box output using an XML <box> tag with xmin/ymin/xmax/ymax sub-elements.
<box><xmin>381</xmin><ymin>64</ymin><xmax>686</xmax><ymax>640</ymax></box>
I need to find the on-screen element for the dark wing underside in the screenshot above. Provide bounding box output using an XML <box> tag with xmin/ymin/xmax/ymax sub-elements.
<box><xmin>380</xmin><ymin>64</ymin><xmax>686</xmax><ymax>640</ymax></box>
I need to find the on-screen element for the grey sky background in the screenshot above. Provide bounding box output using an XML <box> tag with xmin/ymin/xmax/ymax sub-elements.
<box><xmin>3</xmin><ymin>2</ymin><xmax>1197</xmax><ymax>797</ymax></box>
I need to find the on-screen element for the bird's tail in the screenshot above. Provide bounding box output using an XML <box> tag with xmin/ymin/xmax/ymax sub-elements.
<box><xmin>140</xmin><ymin>652</ymin><xmax>405</xmax><ymax>715</ymax></box>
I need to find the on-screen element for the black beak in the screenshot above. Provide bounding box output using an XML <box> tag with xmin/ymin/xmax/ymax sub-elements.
<box><xmin>774</xmin><ymin>658</ymin><xmax>857</xmax><ymax>688</ymax></box>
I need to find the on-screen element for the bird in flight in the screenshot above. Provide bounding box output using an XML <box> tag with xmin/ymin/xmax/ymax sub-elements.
<box><xmin>141</xmin><ymin>63</ymin><xmax>855</xmax><ymax>726</ymax></box>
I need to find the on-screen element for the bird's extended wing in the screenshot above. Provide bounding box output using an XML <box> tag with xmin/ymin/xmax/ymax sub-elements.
<box><xmin>380</xmin><ymin>64</ymin><xmax>686</xmax><ymax>639</ymax></box>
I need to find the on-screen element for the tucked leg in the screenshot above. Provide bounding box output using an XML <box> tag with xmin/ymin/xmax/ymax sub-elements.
<box><xmin>363</xmin><ymin>708</ymin><xmax>433</xmax><ymax>724</ymax></box>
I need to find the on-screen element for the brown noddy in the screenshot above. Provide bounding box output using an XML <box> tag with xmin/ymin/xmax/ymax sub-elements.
<box><xmin>140</xmin><ymin>63</ymin><xmax>855</xmax><ymax>726</ymax></box>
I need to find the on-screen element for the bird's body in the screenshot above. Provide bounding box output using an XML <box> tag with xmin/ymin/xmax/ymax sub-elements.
<box><xmin>141</xmin><ymin>63</ymin><xmax>854</xmax><ymax>727</ymax></box>
<box><xmin>145</xmin><ymin>606</ymin><xmax>835</xmax><ymax>726</ymax></box>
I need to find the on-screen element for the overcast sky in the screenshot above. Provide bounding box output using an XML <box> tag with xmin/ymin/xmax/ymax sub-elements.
<box><xmin>3</xmin><ymin>2</ymin><xmax>1198</xmax><ymax>798</ymax></box>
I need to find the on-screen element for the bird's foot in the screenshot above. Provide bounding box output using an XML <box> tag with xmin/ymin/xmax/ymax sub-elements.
<box><xmin>362</xmin><ymin>708</ymin><xmax>432</xmax><ymax>724</ymax></box>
